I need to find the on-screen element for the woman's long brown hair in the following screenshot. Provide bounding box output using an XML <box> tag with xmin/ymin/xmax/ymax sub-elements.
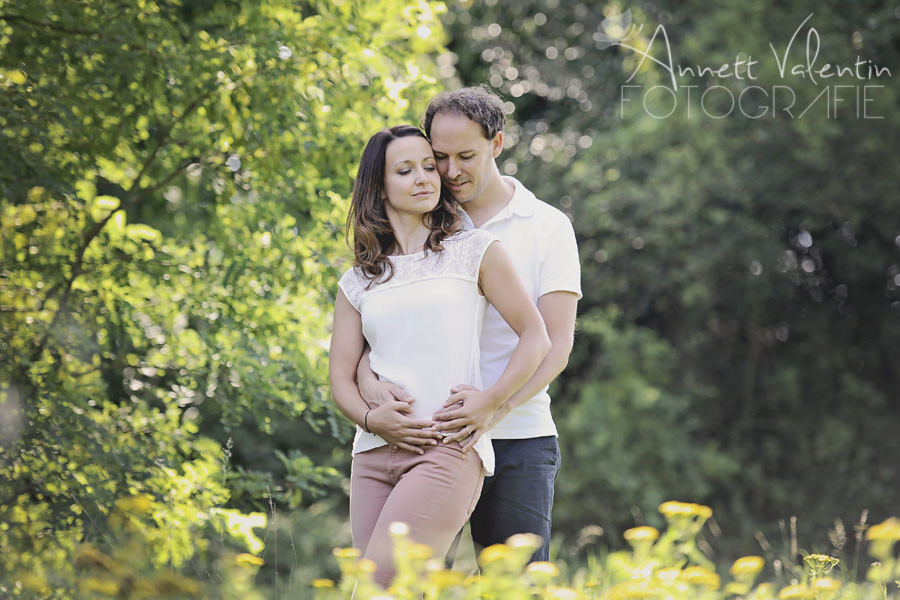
<box><xmin>347</xmin><ymin>125</ymin><xmax>459</xmax><ymax>284</ymax></box>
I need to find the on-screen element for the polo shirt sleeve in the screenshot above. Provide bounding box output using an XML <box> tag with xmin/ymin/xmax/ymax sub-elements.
<box><xmin>538</xmin><ymin>216</ymin><xmax>582</xmax><ymax>299</ymax></box>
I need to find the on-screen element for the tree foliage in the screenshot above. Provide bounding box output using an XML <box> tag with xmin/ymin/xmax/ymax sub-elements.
<box><xmin>442</xmin><ymin>0</ymin><xmax>900</xmax><ymax>555</ymax></box>
<box><xmin>5</xmin><ymin>0</ymin><xmax>900</xmax><ymax>593</ymax></box>
<box><xmin>0</xmin><ymin>0</ymin><xmax>446</xmax><ymax>593</ymax></box>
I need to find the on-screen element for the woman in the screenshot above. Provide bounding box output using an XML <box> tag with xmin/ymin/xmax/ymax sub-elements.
<box><xmin>329</xmin><ymin>125</ymin><xmax>549</xmax><ymax>587</ymax></box>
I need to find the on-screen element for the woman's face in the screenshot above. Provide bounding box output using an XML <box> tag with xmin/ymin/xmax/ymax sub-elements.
<box><xmin>382</xmin><ymin>136</ymin><xmax>441</xmax><ymax>218</ymax></box>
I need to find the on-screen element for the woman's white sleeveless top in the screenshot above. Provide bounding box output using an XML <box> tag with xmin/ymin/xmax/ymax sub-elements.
<box><xmin>338</xmin><ymin>229</ymin><xmax>497</xmax><ymax>475</ymax></box>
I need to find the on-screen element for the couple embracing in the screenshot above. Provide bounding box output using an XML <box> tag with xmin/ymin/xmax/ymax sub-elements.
<box><xmin>329</xmin><ymin>86</ymin><xmax>582</xmax><ymax>588</ymax></box>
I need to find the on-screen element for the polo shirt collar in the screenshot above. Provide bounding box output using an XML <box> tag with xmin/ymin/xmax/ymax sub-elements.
<box><xmin>458</xmin><ymin>176</ymin><xmax>536</xmax><ymax>229</ymax></box>
<box><xmin>503</xmin><ymin>176</ymin><xmax>537</xmax><ymax>218</ymax></box>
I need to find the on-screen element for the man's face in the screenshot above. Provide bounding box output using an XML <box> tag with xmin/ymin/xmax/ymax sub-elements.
<box><xmin>429</xmin><ymin>111</ymin><xmax>502</xmax><ymax>206</ymax></box>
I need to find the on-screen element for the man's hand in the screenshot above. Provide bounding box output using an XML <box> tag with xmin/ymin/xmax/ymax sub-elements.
<box><xmin>356</xmin><ymin>346</ymin><xmax>417</xmax><ymax>409</ymax></box>
<box><xmin>359</xmin><ymin>376</ymin><xmax>416</xmax><ymax>410</ymax></box>
<box><xmin>432</xmin><ymin>384</ymin><xmax>500</xmax><ymax>451</ymax></box>
<box><xmin>366</xmin><ymin>400</ymin><xmax>442</xmax><ymax>454</ymax></box>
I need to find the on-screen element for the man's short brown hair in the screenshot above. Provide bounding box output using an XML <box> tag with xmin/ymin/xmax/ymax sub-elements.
<box><xmin>422</xmin><ymin>85</ymin><xmax>506</xmax><ymax>141</ymax></box>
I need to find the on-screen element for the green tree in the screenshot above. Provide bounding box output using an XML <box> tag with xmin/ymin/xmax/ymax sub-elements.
<box><xmin>443</xmin><ymin>0</ymin><xmax>900</xmax><ymax>558</ymax></box>
<box><xmin>0</xmin><ymin>0</ymin><xmax>446</xmax><ymax>594</ymax></box>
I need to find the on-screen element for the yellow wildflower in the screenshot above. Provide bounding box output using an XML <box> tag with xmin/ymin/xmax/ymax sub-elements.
<box><xmin>624</xmin><ymin>526</ymin><xmax>660</xmax><ymax>542</ymax></box>
<box><xmin>803</xmin><ymin>553</ymin><xmax>839</xmax><ymax>575</ymax></box>
<box><xmin>389</xmin><ymin>521</ymin><xmax>410</xmax><ymax>536</ymax></box>
<box><xmin>428</xmin><ymin>569</ymin><xmax>465</xmax><ymax>587</ymax></box>
<box><xmin>731</xmin><ymin>555</ymin><xmax>765</xmax><ymax>576</ymax></box>
<box><xmin>866</xmin><ymin>518</ymin><xmax>900</xmax><ymax>541</ymax></box>
<box><xmin>407</xmin><ymin>542</ymin><xmax>433</xmax><ymax>560</ymax></box>
<box><xmin>479</xmin><ymin>543</ymin><xmax>512</xmax><ymax>564</ymax></box>
<box><xmin>655</xmin><ymin>567</ymin><xmax>682</xmax><ymax>583</ymax></box>
<box><xmin>234</xmin><ymin>553</ymin><xmax>264</xmax><ymax>566</ymax></box>
<box><xmin>805</xmin><ymin>553</ymin><xmax>838</xmax><ymax>562</ymax></box>
<box><xmin>527</xmin><ymin>561</ymin><xmax>561</xmax><ymax>577</ymax></box>
<box><xmin>755</xmin><ymin>583</ymin><xmax>775</xmax><ymax>596</ymax></box>
<box><xmin>546</xmin><ymin>586</ymin><xmax>580</xmax><ymax>600</ymax></box>
<box><xmin>332</xmin><ymin>547</ymin><xmax>363</xmax><ymax>575</ymax></box>
<box><xmin>659</xmin><ymin>501</ymin><xmax>692</xmax><ymax>517</ymax></box>
<box><xmin>332</xmin><ymin>547</ymin><xmax>361</xmax><ymax>559</ymax></box>
<box><xmin>425</xmin><ymin>558</ymin><xmax>444</xmax><ymax>571</ymax></box>
<box><xmin>311</xmin><ymin>579</ymin><xmax>335</xmax><ymax>588</ymax></box>
<box><xmin>658</xmin><ymin>501</ymin><xmax>713</xmax><ymax>520</ymax></box>
<box><xmin>507</xmin><ymin>532</ymin><xmax>543</xmax><ymax>549</ymax></box>
<box><xmin>813</xmin><ymin>577</ymin><xmax>841</xmax><ymax>591</ymax></box>
<box><xmin>777</xmin><ymin>584</ymin><xmax>814</xmax><ymax>599</ymax></box>
<box><xmin>358</xmin><ymin>559</ymin><xmax>377</xmax><ymax>574</ymax></box>
<box><xmin>682</xmin><ymin>566</ymin><xmax>720</xmax><ymax>590</ymax></box>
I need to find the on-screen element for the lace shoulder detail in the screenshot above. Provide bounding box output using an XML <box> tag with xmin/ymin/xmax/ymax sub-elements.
<box><xmin>337</xmin><ymin>266</ymin><xmax>366</xmax><ymax>311</ymax></box>
<box><xmin>443</xmin><ymin>229</ymin><xmax>498</xmax><ymax>280</ymax></box>
<box><xmin>341</xmin><ymin>230</ymin><xmax>499</xmax><ymax>301</ymax></box>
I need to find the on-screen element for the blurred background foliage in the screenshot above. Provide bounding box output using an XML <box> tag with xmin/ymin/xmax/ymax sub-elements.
<box><xmin>1</xmin><ymin>0</ymin><xmax>899</xmax><ymax>597</ymax></box>
<box><xmin>439</xmin><ymin>0</ymin><xmax>900</xmax><ymax>562</ymax></box>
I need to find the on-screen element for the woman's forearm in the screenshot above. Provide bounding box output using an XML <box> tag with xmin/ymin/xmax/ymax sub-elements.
<box><xmin>482</xmin><ymin>325</ymin><xmax>550</xmax><ymax>408</ymax></box>
<box><xmin>330</xmin><ymin>372</ymin><xmax>371</xmax><ymax>430</ymax></box>
<box><xmin>492</xmin><ymin>341</ymin><xmax>570</xmax><ymax>423</ymax></box>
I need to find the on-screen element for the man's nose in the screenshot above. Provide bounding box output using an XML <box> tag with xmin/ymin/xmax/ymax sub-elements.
<box><xmin>445</xmin><ymin>158</ymin><xmax>461</xmax><ymax>179</ymax></box>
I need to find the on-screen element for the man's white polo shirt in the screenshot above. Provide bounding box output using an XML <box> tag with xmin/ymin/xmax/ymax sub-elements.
<box><xmin>460</xmin><ymin>177</ymin><xmax>582</xmax><ymax>439</ymax></box>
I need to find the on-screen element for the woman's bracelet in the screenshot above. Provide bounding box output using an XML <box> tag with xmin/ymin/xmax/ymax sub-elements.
<box><xmin>364</xmin><ymin>409</ymin><xmax>371</xmax><ymax>433</ymax></box>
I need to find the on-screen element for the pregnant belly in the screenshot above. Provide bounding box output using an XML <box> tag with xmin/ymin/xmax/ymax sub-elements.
<box><xmin>377</xmin><ymin>370</ymin><xmax>472</xmax><ymax>421</ymax></box>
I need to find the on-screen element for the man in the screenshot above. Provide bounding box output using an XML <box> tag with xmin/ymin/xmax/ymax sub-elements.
<box><xmin>357</xmin><ymin>85</ymin><xmax>581</xmax><ymax>562</ymax></box>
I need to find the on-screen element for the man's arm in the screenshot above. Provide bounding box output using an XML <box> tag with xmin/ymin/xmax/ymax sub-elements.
<box><xmin>355</xmin><ymin>340</ymin><xmax>443</xmax><ymax>451</ymax></box>
<box><xmin>487</xmin><ymin>290</ymin><xmax>578</xmax><ymax>429</ymax></box>
<box><xmin>434</xmin><ymin>290</ymin><xmax>578</xmax><ymax>449</ymax></box>
<box><xmin>356</xmin><ymin>346</ymin><xmax>415</xmax><ymax>408</ymax></box>
<box><xmin>436</xmin><ymin>211</ymin><xmax>581</xmax><ymax>448</ymax></box>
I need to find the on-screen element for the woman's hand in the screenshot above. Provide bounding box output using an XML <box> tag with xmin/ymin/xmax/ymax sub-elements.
<box><xmin>366</xmin><ymin>400</ymin><xmax>442</xmax><ymax>454</ymax></box>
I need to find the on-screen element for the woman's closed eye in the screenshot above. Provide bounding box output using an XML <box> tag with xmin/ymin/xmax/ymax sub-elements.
<box><xmin>398</xmin><ymin>164</ymin><xmax>436</xmax><ymax>175</ymax></box>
